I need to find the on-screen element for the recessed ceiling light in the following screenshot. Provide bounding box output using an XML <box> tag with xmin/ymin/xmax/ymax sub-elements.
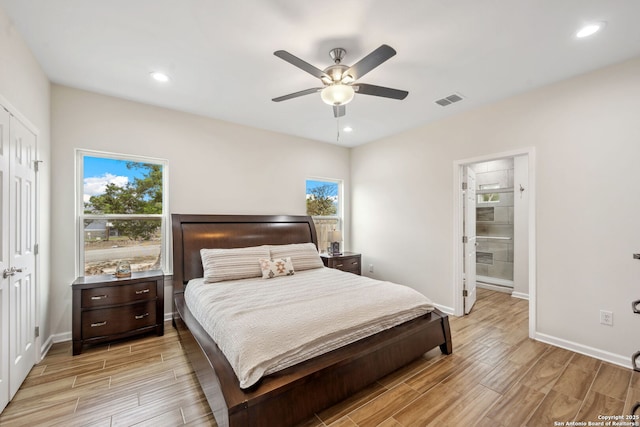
<box><xmin>150</xmin><ymin>71</ymin><xmax>171</xmax><ymax>82</ymax></box>
<box><xmin>343</xmin><ymin>126</ymin><xmax>353</xmax><ymax>133</ymax></box>
<box><xmin>576</xmin><ymin>22</ymin><xmax>605</xmax><ymax>38</ymax></box>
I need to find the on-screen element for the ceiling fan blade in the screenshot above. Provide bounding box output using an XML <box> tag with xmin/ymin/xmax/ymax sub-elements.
<box><xmin>272</xmin><ymin>87</ymin><xmax>322</xmax><ymax>102</ymax></box>
<box><xmin>274</xmin><ymin>50</ymin><xmax>330</xmax><ymax>80</ymax></box>
<box><xmin>333</xmin><ymin>105</ymin><xmax>345</xmax><ymax>118</ymax></box>
<box><xmin>345</xmin><ymin>44</ymin><xmax>396</xmax><ymax>80</ymax></box>
<box><xmin>355</xmin><ymin>84</ymin><xmax>408</xmax><ymax>100</ymax></box>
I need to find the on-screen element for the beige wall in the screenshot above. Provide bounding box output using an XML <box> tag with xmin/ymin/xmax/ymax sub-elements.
<box><xmin>0</xmin><ymin>7</ymin><xmax>51</xmax><ymax>353</ymax></box>
<box><xmin>50</xmin><ymin>85</ymin><xmax>351</xmax><ymax>337</ymax></box>
<box><xmin>5</xmin><ymin>0</ymin><xmax>640</xmax><ymax>367</ymax></box>
<box><xmin>352</xmin><ymin>56</ymin><xmax>640</xmax><ymax>366</ymax></box>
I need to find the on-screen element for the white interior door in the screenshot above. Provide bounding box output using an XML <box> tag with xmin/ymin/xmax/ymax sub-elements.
<box><xmin>0</xmin><ymin>107</ymin><xmax>10</xmax><ymax>412</ymax></box>
<box><xmin>8</xmin><ymin>116</ymin><xmax>36</xmax><ymax>399</ymax></box>
<box><xmin>464</xmin><ymin>166</ymin><xmax>477</xmax><ymax>314</ymax></box>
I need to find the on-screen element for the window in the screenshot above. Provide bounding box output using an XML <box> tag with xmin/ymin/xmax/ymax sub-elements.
<box><xmin>77</xmin><ymin>150</ymin><xmax>169</xmax><ymax>276</ymax></box>
<box><xmin>306</xmin><ymin>178</ymin><xmax>342</xmax><ymax>253</ymax></box>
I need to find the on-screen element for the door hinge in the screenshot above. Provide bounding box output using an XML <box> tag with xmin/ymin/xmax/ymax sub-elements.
<box><xmin>34</xmin><ymin>160</ymin><xmax>43</xmax><ymax>172</ymax></box>
<box><xmin>34</xmin><ymin>243</ymin><xmax>39</xmax><ymax>255</ymax></box>
<box><xmin>463</xmin><ymin>290</ymin><xmax>468</xmax><ymax>297</ymax></box>
<box><xmin>462</xmin><ymin>236</ymin><xmax>468</xmax><ymax>244</ymax></box>
<box><xmin>462</xmin><ymin>182</ymin><xmax>468</xmax><ymax>190</ymax></box>
<box><xmin>35</xmin><ymin>326</ymin><xmax>39</xmax><ymax>338</ymax></box>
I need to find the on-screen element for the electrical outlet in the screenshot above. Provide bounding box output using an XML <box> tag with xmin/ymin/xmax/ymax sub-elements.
<box><xmin>600</xmin><ymin>310</ymin><xmax>613</xmax><ymax>326</ymax></box>
<box><xmin>369</xmin><ymin>264</ymin><xmax>374</xmax><ymax>273</ymax></box>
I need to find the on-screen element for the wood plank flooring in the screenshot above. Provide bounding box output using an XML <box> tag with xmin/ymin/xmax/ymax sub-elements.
<box><xmin>1</xmin><ymin>288</ymin><xmax>638</xmax><ymax>426</ymax></box>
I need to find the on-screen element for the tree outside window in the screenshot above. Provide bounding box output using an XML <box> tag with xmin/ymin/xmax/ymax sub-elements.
<box><xmin>80</xmin><ymin>153</ymin><xmax>168</xmax><ymax>276</ymax></box>
<box><xmin>306</xmin><ymin>179</ymin><xmax>341</xmax><ymax>253</ymax></box>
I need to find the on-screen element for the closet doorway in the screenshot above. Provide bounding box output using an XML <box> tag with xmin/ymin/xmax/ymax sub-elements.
<box><xmin>0</xmin><ymin>101</ymin><xmax>38</xmax><ymax>412</ymax></box>
<box><xmin>453</xmin><ymin>148</ymin><xmax>536</xmax><ymax>338</ymax></box>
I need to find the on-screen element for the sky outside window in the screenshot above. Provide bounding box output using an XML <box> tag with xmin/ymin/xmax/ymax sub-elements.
<box><xmin>83</xmin><ymin>156</ymin><xmax>147</xmax><ymax>204</ymax></box>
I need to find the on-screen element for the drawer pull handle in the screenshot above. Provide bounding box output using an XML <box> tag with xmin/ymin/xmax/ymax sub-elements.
<box><xmin>91</xmin><ymin>295</ymin><xmax>108</xmax><ymax>300</ymax></box>
<box><xmin>135</xmin><ymin>289</ymin><xmax>150</xmax><ymax>295</ymax></box>
<box><xmin>91</xmin><ymin>321</ymin><xmax>107</xmax><ymax>327</ymax></box>
<box><xmin>135</xmin><ymin>313</ymin><xmax>149</xmax><ymax>320</ymax></box>
<box><xmin>633</xmin><ymin>299</ymin><xmax>640</xmax><ymax>314</ymax></box>
<box><xmin>336</xmin><ymin>264</ymin><xmax>343</xmax><ymax>267</ymax></box>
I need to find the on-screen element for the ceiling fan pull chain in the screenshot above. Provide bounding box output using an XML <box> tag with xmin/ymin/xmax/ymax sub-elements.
<box><xmin>336</xmin><ymin>117</ymin><xmax>340</xmax><ymax>142</ymax></box>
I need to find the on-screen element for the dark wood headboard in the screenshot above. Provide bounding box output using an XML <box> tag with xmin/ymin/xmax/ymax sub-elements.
<box><xmin>171</xmin><ymin>214</ymin><xmax>318</xmax><ymax>292</ymax></box>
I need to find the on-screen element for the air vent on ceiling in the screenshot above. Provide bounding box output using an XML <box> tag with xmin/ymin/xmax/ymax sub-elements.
<box><xmin>435</xmin><ymin>93</ymin><xmax>464</xmax><ymax>107</ymax></box>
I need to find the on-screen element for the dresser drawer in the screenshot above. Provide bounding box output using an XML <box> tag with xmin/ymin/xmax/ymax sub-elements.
<box><xmin>81</xmin><ymin>301</ymin><xmax>156</xmax><ymax>339</ymax></box>
<box><xmin>81</xmin><ymin>281</ymin><xmax>157</xmax><ymax>308</ymax></box>
<box><xmin>329</xmin><ymin>256</ymin><xmax>360</xmax><ymax>272</ymax></box>
<box><xmin>322</xmin><ymin>253</ymin><xmax>362</xmax><ymax>275</ymax></box>
<box><xmin>72</xmin><ymin>270</ymin><xmax>164</xmax><ymax>355</ymax></box>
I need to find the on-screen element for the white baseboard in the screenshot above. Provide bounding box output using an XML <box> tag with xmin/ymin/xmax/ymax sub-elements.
<box><xmin>476</xmin><ymin>276</ymin><xmax>514</xmax><ymax>288</ymax></box>
<box><xmin>477</xmin><ymin>282</ymin><xmax>512</xmax><ymax>294</ymax></box>
<box><xmin>52</xmin><ymin>331</ymin><xmax>72</xmax><ymax>343</ymax></box>
<box><xmin>535</xmin><ymin>332</ymin><xmax>631</xmax><ymax>370</ymax></box>
<box><xmin>434</xmin><ymin>303</ymin><xmax>455</xmax><ymax>316</ymax></box>
<box><xmin>39</xmin><ymin>336</ymin><xmax>54</xmax><ymax>362</ymax></box>
<box><xmin>511</xmin><ymin>292</ymin><xmax>529</xmax><ymax>300</ymax></box>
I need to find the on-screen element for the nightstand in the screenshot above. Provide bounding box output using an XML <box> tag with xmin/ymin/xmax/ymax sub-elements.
<box><xmin>72</xmin><ymin>270</ymin><xmax>164</xmax><ymax>355</ymax></box>
<box><xmin>321</xmin><ymin>252</ymin><xmax>361</xmax><ymax>275</ymax></box>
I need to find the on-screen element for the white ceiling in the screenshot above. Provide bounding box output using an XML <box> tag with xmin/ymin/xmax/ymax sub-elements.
<box><xmin>2</xmin><ymin>0</ymin><xmax>640</xmax><ymax>147</ymax></box>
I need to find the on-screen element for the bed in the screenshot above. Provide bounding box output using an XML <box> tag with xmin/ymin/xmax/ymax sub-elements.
<box><xmin>171</xmin><ymin>214</ymin><xmax>452</xmax><ymax>427</ymax></box>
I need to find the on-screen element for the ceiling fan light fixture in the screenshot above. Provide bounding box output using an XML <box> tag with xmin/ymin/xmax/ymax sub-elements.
<box><xmin>341</xmin><ymin>74</ymin><xmax>355</xmax><ymax>84</ymax></box>
<box><xmin>321</xmin><ymin>84</ymin><xmax>355</xmax><ymax>106</ymax></box>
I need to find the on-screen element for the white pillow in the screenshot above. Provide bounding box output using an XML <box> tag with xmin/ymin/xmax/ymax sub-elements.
<box><xmin>200</xmin><ymin>246</ymin><xmax>270</xmax><ymax>283</ymax></box>
<box><xmin>268</xmin><ymin>243</ymin><xmax>323</xmax><ymax>271</ymax></box>
<box><xmin>259</xmin><ymin>257</ymin><xmax>295</xmax><ymax>279</ymax></box>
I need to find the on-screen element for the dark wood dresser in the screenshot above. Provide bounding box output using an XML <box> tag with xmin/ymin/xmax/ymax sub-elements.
<box><xmin>321</xmin><ymin>252</ymin><xmax>361</xmax><ymax>275</ymax></box>
<box><xmin>72</xmin><ymin>270</ymin><xmax>164</xmax><ymax>355</ymax></box>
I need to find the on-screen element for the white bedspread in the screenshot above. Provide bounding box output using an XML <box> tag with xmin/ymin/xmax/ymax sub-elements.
<box><xmin>184</xmin><ymin>267</ymin><xmax>435</xmax><ymax>389</ymax></box>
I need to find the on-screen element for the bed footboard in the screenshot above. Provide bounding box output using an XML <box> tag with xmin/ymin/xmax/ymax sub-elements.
<box><xmin>174</xmin><ymin>292</ymin><xmax>452</xmax><ymax>427</ymax></box>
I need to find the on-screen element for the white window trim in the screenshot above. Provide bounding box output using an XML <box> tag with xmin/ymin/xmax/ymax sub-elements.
<box><xmin>306</xmin><ymin>177</ymin><xmax>344</xmax><ymax>254</ymax></box>
<box><xmin>75</xmin><ymin>149</ymin><xmax>171</xmax><ymax>277</ymax></box>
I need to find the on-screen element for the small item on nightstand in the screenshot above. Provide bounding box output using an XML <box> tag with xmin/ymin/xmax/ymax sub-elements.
<box><xmin>329</xmin><ymin>230</ymin><xmax>343</xmax><ymax>256</ymax></box>
<box><xmin>115</xmin><ymin>260</ymin><xmax>131</xmax><ymax>278</ymax></box>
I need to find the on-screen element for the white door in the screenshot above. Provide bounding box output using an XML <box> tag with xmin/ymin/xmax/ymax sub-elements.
<box><xmin>0</xmin><ymin>107</ymin><xmax>10</xmax><ymax>412</ymax></box>
<box><xmin>8</xmin><ymin>116</ymin><xmax>36</xmax><ymax>399</ymax></box>
<box><xmin>464</xmin><ymin>166</ymin><xmax>477</xmax><ymax>314</ymax></box>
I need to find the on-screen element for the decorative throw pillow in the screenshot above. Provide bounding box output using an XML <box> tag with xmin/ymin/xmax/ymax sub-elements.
<box><xmin>259</xmin><ymin>257</ymin><xmax>295</xmax><ymax>279</ymax></box>
<box><xmin>268</xmin><ymin>243</ymin><xmax>324</xmax><ymax>271</ymax></box>
<box><xmin>200</xmin><ymin>246</ymin><xmax>270</xmax><ymax>283</ymax></box>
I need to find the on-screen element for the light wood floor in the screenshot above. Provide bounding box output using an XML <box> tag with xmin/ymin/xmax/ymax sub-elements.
<box><xmin>1</xmin><ymin>289</ymin><xmax>639</xmax><ymax>426</ymax></box>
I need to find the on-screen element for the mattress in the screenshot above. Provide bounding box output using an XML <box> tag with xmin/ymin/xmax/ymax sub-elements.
<box><xmin>184</xmin><ymin>267</ymin><xmax>435</xmax><ymax>388</ymax></box>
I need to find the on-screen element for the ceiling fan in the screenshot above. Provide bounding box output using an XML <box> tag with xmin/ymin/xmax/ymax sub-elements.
<box><xmin>272</xmin><ymin>44</ymin><xmax>408</xmax><ymax>118</ymax></box>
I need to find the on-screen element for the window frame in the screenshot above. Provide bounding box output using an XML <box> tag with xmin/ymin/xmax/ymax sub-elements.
<box><xmin>75</xmin><ymin>149</ymin><xmax>171</xmax><ymax>277</ymax></box>
<box><xmin>305</xmin><ymin>177</ymin><xmax>343</xmax><ymax>252</ymax></box>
